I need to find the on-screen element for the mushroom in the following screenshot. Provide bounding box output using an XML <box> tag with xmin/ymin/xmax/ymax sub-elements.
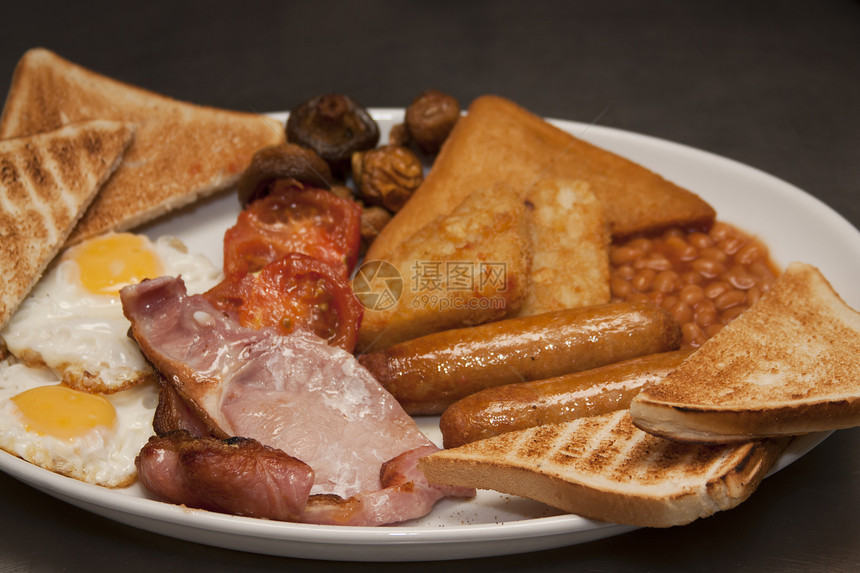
<box><xmin>286</xmin><ymin>94</ymin><xmax>380</xmax><ymax>174</ymax></box>
<box><xmin>404</xmin><ymin>90</ymin><xmax>460</xmax><ymax>155</ymax></box>
<box><xmin>236</xmin><ymin>143</ymin><xmax>333</xmax><ymax>207</ymax></box>
<box><xmin>351</xmin><ymin>145</ymin><xmax>423</xmax><ymax>212</ymax></box>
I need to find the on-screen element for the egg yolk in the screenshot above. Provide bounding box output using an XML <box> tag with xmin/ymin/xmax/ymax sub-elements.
<box><xmin>11</xmin><ymin>385</ymin><xmax>117</xmax><ymax>440</ymax></box>
<box><xmin>71</xmin><ymin>233</ymin><xmax>164</xmax><ymax>296</ymax></box>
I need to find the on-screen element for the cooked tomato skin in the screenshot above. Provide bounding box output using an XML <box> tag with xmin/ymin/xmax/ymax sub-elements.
<box><xmin>223</xmin><ymin>185</ymin><xmax>362</xmax><ymax>279</ymax></box>
<box><xmin>204</xmin><ymin>253</ymin><xmax>364</xmax><ymax>352</ymax></box>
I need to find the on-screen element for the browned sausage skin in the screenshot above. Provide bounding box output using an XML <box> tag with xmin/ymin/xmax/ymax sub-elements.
<box><xmin>439</xmin><ymin>349</ymin><xmax>694</xmax><ymax>448</ymax></box>
<box><xmin>358</xmin><ymin>302</ymin><xmax>681</xmax><ymax>415</ymax></box>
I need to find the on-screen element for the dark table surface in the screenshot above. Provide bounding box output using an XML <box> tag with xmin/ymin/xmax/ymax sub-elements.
<box><xmin>1</xmin><ymin>1</ymin><xmax>858</xmax><ymax>571</ymax></box>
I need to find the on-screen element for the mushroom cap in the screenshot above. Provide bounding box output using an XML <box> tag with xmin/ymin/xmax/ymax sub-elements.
<box><xmin>236</xmin><ymin>143</ymin><xmax>333</xmax><ymax>207</ymax></box>
<box><xmin>286</xmin><ymin>94</ymin><xmax>380</xmax><ymax>174</ymax></box>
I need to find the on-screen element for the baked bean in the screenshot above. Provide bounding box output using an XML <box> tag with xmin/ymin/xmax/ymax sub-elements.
<box><xmin>679</xmin><ymin>270</ymin><xmax>704</xmax><ymax>285</ymax></box>
<box><xmin>665</xmin><ymin>235</ymin><xmax>697</xmax><ymax>261</ymax></box>
<box><xmin>725</xmin><ymin>266</ymin><xmax>756</xmax><ymax>290</ymax></box>
<box><xmin>631</xmin><ymin>268</ymin><xmax>656</xmax><ymax>291</ymax></box>
<box><xmin>682</xmin><ymin>322</ymin><xmax>706</xmax><ymax>347</ymax></box>
<box><xmin>736</xmin><ymin>241</ymin><xmax>764</xmax><ymax>265</ymax></box>
<box><xmin>616</xmin><ymin>264</ymin><xmax>636</xmax><ymax>280</ymax></box>
<box><xmin>610</xmin><ymin>246</ymin><xmax>641</xmax><ymax>265</ymax></box>
<box><xmin>653</xmin><ymin>270</ymin><xmax>679</xmax><ymax>293</ymax></box>
<box><xmin>709</xmin><ymin>222</ymin><xmax>732</xmax><ymax>241</ymax></box>
<box><xmin>664</xmin><ymin>235</ymin><xmax>684</xmax><ymax>251</ymax></box>
<box><xmin>714</xmin><ymin>289</ymin><xmax>746</xmax><ymax>310</ymax></box>
<box><xmin>634</xmin><ymin>253</ymin><xmax>672</xmax><ymax>271</ymax></box>
<box><xmin>717</xmin><ymin>237</ymin><xmax>744</xmax><ymax>256</ymax></box>
<box><xmin>610</xmin><ymin>221</ymin><xmax>778</xmax><ymax>349</ymax></box>
<box><xmin>669</xmin><ymin>301</ymin><xmax>694</xmax><ymax>325</ymax></box>
<box><xmin>610</xmin><ymin>276</ymin><xmax>633</xmax><ymax>298</ymax></box>
<box><xmin>703</xmin><ymin>281</ymin><xmax>729</xmax><ymax>300</ymax></box>
<box><xmin>694</xmin><ymin>299</ymin><xmax>718</xmax><ymax>328</ymax></box>
<box><xmin>627</xmin><ymin>237</ymin><xmax>652</xmax><ymax>253</ymax></box>
<box><xmin>699</xmin><ymin>247</ymin><xmax>727</xmax><ymax>263</ymax></box>
<box><xmin>679</xmin><ymin>284</ymin><xmax>704</xmax><ymax>306</ymax></box>
<box><xmin>721</xmin><ymin>305</ymin><xmax>749</xmax><ymax>322</ymax></box>
<box><xmin>688</xmin><ymin>232</ymin><xmax>713</xmax><ymax>250</ymax></box>
<box><xmin>691</xmin><ymin>258</ymin><xmax>725</xmax><ymax>279</ymax></box>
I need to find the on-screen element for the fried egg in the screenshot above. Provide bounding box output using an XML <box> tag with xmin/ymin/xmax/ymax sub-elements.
<box><xmin>0</xmin><ymin>233</ymin><xmax>221</xmax><ymax>393</ymax></box>
<box><xmin>0</xmin><ymin>359</ymin><xmax>158</xmax><ymax>487</ymax></box>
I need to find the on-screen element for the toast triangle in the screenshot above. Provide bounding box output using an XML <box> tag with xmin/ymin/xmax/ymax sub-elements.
<box><xmin>418</xmin><ymin>410</ymin><xmax>787</xmax><ymax>527</ymax></box>
<box><xmin>0</xmin><ymin>119</ymin><xmax>133</xmax><ymax>330</ymax></box>
<box><xmin>630</xmin><ymin>262</ymin><xmax>860</xmax><ymax>442</ymax></box>
<box><xmin>0</xmin><ymin>48</ymin><xmax>284</xmax><ymax>245</ymax></box>
<box><xmin>367</xmin><ymin>95</ymin><xmax>715</xmax><ymax>260</ymax></box>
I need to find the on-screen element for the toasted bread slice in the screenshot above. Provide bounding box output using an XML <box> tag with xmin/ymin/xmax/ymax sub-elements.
<box><xmin>0</xmin><ymin>48</ymin><xmax>284</xmax><ymax>245</ymax></box>
<box><xmin>514</xmin><ymin>179</ymin><xmax>610</xmax><ymax>317</ymax></box>
<box><xmin>630</xmin><ymin>262</ymin><xmax>860</xmax><ymax>443</ymax></box>
<box><xmin>354</xmin><ymin>184</ymin><xmax>531</xmax><ymax>352</ymax></box>
<box><xmin>367</xmin><ymin>95</ymin><xmax>714</xmax><ymax>261</ymax></box>
<box><xmin>0</xmin><ymin>120</ymin><xmax>133</xmax><ymax>331</ymax></box>
<box><xmin>418</xmin><ymin>410</ymin><xmax>788</xmax><ymax>528</ymax></box>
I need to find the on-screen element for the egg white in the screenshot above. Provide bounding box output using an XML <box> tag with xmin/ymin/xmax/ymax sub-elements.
<box><xmin>0</xmin><ymin>359</ymin><xmax>158</xmax><ymax>487</ymax></box>
<box><xmin>0</xmin><ymin>235</ymin><xmax>222</xmax><ymax>393</ymax></box>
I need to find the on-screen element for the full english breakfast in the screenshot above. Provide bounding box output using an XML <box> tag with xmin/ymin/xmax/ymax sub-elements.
<box><xmin>0</xmin><ymin>48</ymin><xmax>858</xmax><ymax>532</ymax></box>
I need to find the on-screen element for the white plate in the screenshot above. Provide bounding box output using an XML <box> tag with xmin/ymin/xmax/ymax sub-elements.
<box><xmin>0</xmin><ymin>108</ymin><xmax>856</xmax><ymax>562</ymax></box>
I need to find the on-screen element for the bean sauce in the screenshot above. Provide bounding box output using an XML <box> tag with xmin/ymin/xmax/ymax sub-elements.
<box><xmin>609</xmin><ymin>222</ymin><xmax>779</xmax><ymax>348</ymax></box>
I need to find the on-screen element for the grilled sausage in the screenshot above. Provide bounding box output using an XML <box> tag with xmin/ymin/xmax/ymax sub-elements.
<box><xmin>439</xmin><ymin>349</ymin><xmax>694</xmax><ymax>447</ymax></box>
<box><xmin>358</xmin><ymin>302</ymin><xmax>681</xmax><ymax>415</ymax></box>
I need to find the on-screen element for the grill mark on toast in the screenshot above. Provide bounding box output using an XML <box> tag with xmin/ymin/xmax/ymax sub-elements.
<box><xmin>571</xmin><ymin>410</ymin><xmax>630</xmax><ymax>476</ymax></box>
<box><xmin>41</xmin><ymin>136</ymin><xmax>80</xmax><ymax>217</ymax></box>
<box><xmin>514</xmin><ymin>424</ymin><xmax>566</xmax><ymax>467</ymax></box>
<box><xmin>602</xmin><ymin>420</ymin><xmax>652</xmax><ymax>484</ymax></box>
<box><xmin>12</xmin><ymin>151</ymin><xmax>58</xmax><ymax>246</ymax></box>
<box><xmin>23</xmin><ymin>143</ymin><xmax>69</xmax><ymax>245</ymax></box>
<box><xmin>0</xmin><ymin>157</ymin><xmax>25</xmax><ymax>216</ymax></box>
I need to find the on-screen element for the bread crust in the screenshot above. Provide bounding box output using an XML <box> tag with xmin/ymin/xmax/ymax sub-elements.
<box><xmin>631</xmin><ymin>398</ymin><xmax>860</xmax><ymax>443</ymax></box>
<box><xmin>630</xmin><ymin>262</ymin><xmax>860</xmax><ymax>442</ymax></box>
<box><xmin>0</xmin><ymin>48</ymin><xmax>285</xmax><ymax>244</ymax></box>
<box><xmin>0</xmin><ymin>120</ymin><xmax>133</xmax><ymax>330</ymax></box>
<box><xmin>419</xmin><ymin>411</ymin><xmax>788</xmax><ymax>527</ymax></box>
